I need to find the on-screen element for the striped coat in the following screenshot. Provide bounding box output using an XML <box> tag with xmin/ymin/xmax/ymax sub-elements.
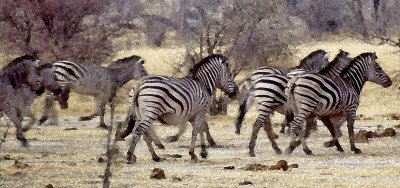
<box><xmin>285</xmin><ymin>52</ymin><xmax>392</xmax><ymax>155</ymax></box>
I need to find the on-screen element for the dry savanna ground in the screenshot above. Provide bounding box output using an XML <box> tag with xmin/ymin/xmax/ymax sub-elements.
<box><xmin>1</xmin><ymin>38</ymin><xmax>400</xmax><ymax>187</ymax></box>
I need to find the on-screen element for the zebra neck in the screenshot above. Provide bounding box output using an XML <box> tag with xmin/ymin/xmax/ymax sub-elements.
<box><xmin>195</xmin><ymin>75</ymin><xmax>216</xmax><ymax>97</ymax></box>
<box><xmin>109</xmin><ymin>66</ymin><xmax>133</xmax><ymax>87</ymax></box>
<box><xmin>343</xmin><ymin>65</ymin><xmax>367</xmax><ymax>94</ymax></box>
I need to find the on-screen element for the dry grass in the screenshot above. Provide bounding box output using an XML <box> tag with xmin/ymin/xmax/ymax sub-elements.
<box><xmin>1</xmin><ymin>37</ymin><xmax>400</xmax><ymax>187</ymax></box>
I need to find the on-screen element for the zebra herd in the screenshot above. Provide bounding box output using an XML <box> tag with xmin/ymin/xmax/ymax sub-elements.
<box><xmin>0</xmin><ymin>49</ymin><xmax>392</xmax><ymax>164</ymax></box>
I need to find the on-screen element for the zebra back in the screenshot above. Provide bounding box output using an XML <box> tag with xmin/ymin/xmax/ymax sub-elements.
<box><xmin>319</xmin><ymin>50</ymin><xmax>351</xmax><ymax>77</ymax></box>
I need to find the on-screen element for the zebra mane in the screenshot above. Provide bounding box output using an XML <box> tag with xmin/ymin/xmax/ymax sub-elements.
<box><xmin>0</xmin><ymin>60</ymin><xmax>34</xmax><ymax>89</ymax></box>
<box><xmin>340</xmin><ymin>52</ymin><xmax>375</xmax><ymax>77</ymax></box>
<box><xmin>108</xmin><ymin>55</ymin><xmax>142</xmax><ymax>68</ymax></box>
<box><xmin>189</xmin><ymin>54</ymin><xmax>228</xmax><ymax>77</ymax></box>
<box><xmin>318</xmin><ymin>50</ymin><xmax>349</xmax><ymax>75</ymax></box>
<box><xmin>297</xmin><ymin>49</ymin><xmax>326</xmax><ymax>68</ymax></box>
<box><xmin>2</xmin><ymin>54</ymin><xmax>37</xmax><ymax>71</ymax></box>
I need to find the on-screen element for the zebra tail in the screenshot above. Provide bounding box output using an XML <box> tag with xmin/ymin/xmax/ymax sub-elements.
<box><xmin>234</xmin><ymin>80</ymin><xmax>253</xmax><ymax>135</ymax></box>
<box><xmin>284</xmin><ymin>76</ymin><xmax>298</xmax><ymax>115</ymax></box>
<box><xmin>119</xmin><ymin>89</ymin><xmax>139</xmax><ymax>139</ymax></box>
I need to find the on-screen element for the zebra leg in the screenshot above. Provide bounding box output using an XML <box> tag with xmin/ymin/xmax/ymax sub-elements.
<box><xmin>127</xmin><ymin>117</ymin><xmax>154</xmax><ymax>164</ymax></box>
<box><xmin>8</xmin><ymin>110</ymin><xmax>27</xmax><ymax>147</ymax></box>
<box><xmin>320</xmin><ymin>116</ymin><xmax>344</xmax><ymax>152</ymax></box>
<box><xmin>346</xmin><ymin>114</ymin><xmax>361</xmax><ymax>154</ymax></box>
<box><xmin>286</xmin><ymin>113</ymin><xmax>310</xmax><ymax>155</ymax></box>
<box><xmin>79</xmin><ymin>95</ymin><xmax>104</xmax><ymax>124</ymax></box>
<box><xmin>189</xmin><ymin>113</ymin><xmax>206</xmax><ymax>162</ymax></box>
<box><xmin>262</xmin><ymin>115</ymin><xmax>282</xmax><ymax>154</ymax></box>
<box><xmin>204</xmin><ymin>122</ymin><xmax>217</xmax><ymax>147</ymax></box>
<box><xmin>200</xmin><ymin>130</ymin><xmax>208</xmax><ymax>158</ymax></box>
<box><xmin>303</xmin><ymin>115</ymin><xmax>316</xmax><ymax>138</ymax></box>
<box><xmin>22</xmin><ymin>110</ymin><xmax>36</xmax><ymax>132</ymax></box>
<box><xmin>148</xmin><ymin>126</ymin><xmax>165</xmax><ymax>149</ymax></box>
<box><xmin>143</xmin><ymin>132</ymin><xmax>163</xmax><ymax>162</ymax></box>
<box><xmin>248</xmin><ymin>117</ymin><xmax>263</xmax><ymax>157</ymax></box>
<box><xmin>280</xmin><ymin>111</ymin><xmax>293</xmax><ymax>134</ymax></box>
<box><xmin>166</xmin><ymin>123</ymin><xmax>186</xmax><ymax>143</ymax></box>
<box><xmin>39</xmin><ymin>95</ymin><xmax>54</xmax><ymax>125</ymax></box>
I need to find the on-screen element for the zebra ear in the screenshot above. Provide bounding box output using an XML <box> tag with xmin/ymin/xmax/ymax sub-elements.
<box><xmin>372</xmin><ymin>52</ymin><xmax>378</xmax><ymax>59</ymax></box>
<box><xmin>32</xmin><ymin>60</ymin><xmax>42</xmax><ymax>67</ymax></box>
<box><xmin>136</xmin><ymin>58</ymin><xmax>144</xmax><ymax>64</ymax></box>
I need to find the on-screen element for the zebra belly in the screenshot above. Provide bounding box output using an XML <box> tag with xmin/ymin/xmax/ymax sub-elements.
<box><xmin>159</xmin><ymin>113</ymin><xmax>190</xmax><ymax>125</ymax></box>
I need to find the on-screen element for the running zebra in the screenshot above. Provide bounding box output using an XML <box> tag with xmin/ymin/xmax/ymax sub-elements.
<box><xmin>39</xmin><ymin>55</ymin><xmax>147</xmax><ymax>129</ymax></box>
<box><xmin>119</xmin><ymin>54</ymin><xmax>238</xmax><ymax>164</ymax></box>
<box><xmin>235</xmin><ymin>49</ymin><xmax>329</xmax><ymax>135</ymax></box>
<box><xmin>0</xmin><ymin>55</ymin><xmax>65</xmax><ymax>130</ymax></box>
<box><xmin>285</xmin><ymin>52</ymin><xmax>392</xmax><ymax>155</ymax></box>
<box><xmin>240</xmin><ymin>50</ymin><xmax>351</xmax><ymax>157</ymax></box>
<box><xmin>0</xmin><ymin>58</ymin><xmax>43</xmax><ymax>146</ymax></box>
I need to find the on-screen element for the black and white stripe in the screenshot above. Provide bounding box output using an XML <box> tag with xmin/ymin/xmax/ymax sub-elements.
<box><xmin>242</xmin><ymin>50</ymin><xmax>351</xmax><ymax>157</ymax></box>
<box><xmin>235</xmin><ymin>49</ymin><xmax>329</xmax><ymax>135</ymax></box>
<box><xmin>121</xmin><ymin>54</ymin><xmax>238</xmax><ymax>164</ymax></box>
<box><xmin>285</xmin><ymin>52</ymin><xmax>392</xmax><ymax>155</ymax></box>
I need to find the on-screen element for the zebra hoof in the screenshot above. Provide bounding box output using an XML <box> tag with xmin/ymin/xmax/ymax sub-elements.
<box><xmin>352</xmin><ymin>148</ymin><xmax>362</xmax><ymax>154</ymax></box>
<box><xmin>285</xmin><ymin>146</ymin><xmax>295</xmax><ymax>155</ymax></box>
<box><xmin>98</xmin><ymin>123</ymin><xmax>110</xmax><ymax>130</ymax></box>
<box><xmin>274</xmin><ymin>148</ymin><xmax>282</xmax><ymax>155</ymax></box>
<box><xmin>166</xmin><ymin>136</ymin><xmax>179</xmax><ymax>143</ymax></box>
<box><xmin>337</xmin><ymin>147</ymin><xmax>345</xmax><ymax>153</ymax></box>
<box><xmin>303</xmin><ymin>148</ymin><xmax>313</xmax><ymax>155</ymax></box>
<box><xmin>323</xmin><ymin>141</ymin><xmax>335</xmax><ymax>148</ymax></box>
<box><xmin>79</xmin><ymin>116</ymin><xmax>93</xmax><ymax>121</ymax></box>
<box><xmin>200</xmin><ymin>151</ymin><xmax>208</xmax><ymax>159</ymax></box>
<box><xmin>38</xmin><ymin>116</ymin><xmax>48</xmax><ymax>125</ymax></box>
<box><xmin>17</xmin><ymin>137</ymin><xmax>28</xmax><ymax>147</ymax></box>
<box><xmin>127</xmin><ymin>152</ymin><xmax>137</xmax><ymax>164</ymax></box>
<box><xmin>249</xmin><ymin>151</ymin><xmax>256</xmax><ymax>157</ymax></box>
<box><xmin>153</xmin><ymin>156</ymin><xmax>165</xmax><ymax>162</ymax></box>
<box><xmin>208</xmin><ymin>140</ymin><xmax>217</xmax><ymax>148</ymax></box>
<box><xmin>155</xmin><ymin>143</ymin><xmax>165</xmax><ymax>150</ymax></box>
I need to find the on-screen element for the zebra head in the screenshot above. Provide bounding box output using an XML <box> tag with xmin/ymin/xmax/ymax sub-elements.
<box><xmin>110</xmin><ymin>55</ymin><xmax>148</xmax><ymax>80</ymax></box>
<box><xmin>298</xmin><ymin>49</ymin><xmax>329</xmax><ymax>73</ymax></box>
<box><xmin>190</xmin><ymin>54</ymin><xmax>238</xmax><ymax>98</ymax></box>
<box><xmin>21</xmin><ymin>60</ymin><xmax>43</xmax><ymax>90</ymax></box>
<box><xmin>366</xmin><ymin>52</ymin><xmax>392</xmax><ymax>88</ymax></box>
<box><xmin>210</xmin><ymin>55</ymin><xmax>238</xmax><ymax>98</ymax></box>
<box><xmin>132</xmin><ymin>57</ymin><xmax>147</xmax><ymax>79</ymax></box>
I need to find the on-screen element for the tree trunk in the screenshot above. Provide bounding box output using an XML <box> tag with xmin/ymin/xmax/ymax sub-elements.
<box><xmin>353</xmin><ymin>0</ymin><xmax>369</xmax><ymax>39</ymax></box>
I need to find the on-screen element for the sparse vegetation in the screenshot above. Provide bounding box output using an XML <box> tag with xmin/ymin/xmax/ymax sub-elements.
<box><xmin>1</xmin><ymin>0</ymin><xmax>400</xmax><ymax>187</ymax></box>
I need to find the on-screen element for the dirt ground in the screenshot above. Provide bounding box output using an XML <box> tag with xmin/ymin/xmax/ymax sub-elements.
<box><xmin>1</xmin><ymin>38</ymin><xmax>400</xmax><ymax>187</ymax></box>
<box><xmin>0</xmin><ymin>114</ymin><xmax>399</xmax><ymax>188</ymax></box>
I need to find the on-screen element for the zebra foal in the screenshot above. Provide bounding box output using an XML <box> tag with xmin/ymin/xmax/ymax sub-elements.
<box><xmin>0</xmin><ymin>55</ymin><xmax>67</xmax><ymax>129</ymax></box>
<box><xmin>285</xmin><ymin>52</ymin><xmax>392</xmax><ymax>155</ymax></box>
<box><xmin>39</xmin><ymin>55</ymin><xmax>147</xmax><ymax>129</ymax></box>
<box><xmin>120</xmin><ymin>54</ymin><xmax>238</xmax><ymax>164</ymax></box>
<box><xmin>0</xmin><ymin>59</ymin><xmax>43</xmax><ymax>146</ymax></box>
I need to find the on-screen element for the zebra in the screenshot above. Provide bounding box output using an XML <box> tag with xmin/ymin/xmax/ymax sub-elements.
<box><xmin>239</xmin><ymin>50</ymin><xmax>351</xmax><ymax>157</ymax></box>
<box><xmin>0</xmin><ymin>59</ymin><xmax>43</xmax><ymax>146</ymax></box>
<box><xmin>119</xmin><ymin>54</ymin><xmax>238</xmax><ymax>164</ymax></box>
<box><xmin>116</xmin><ymin>87</ymin><xmax>217</xmax><ymax>149</ymax></box>
<box><xmin>235</xmin><ymin>49</ymin><xmax>329</xmax><ymax>135</ymax></box>
<box><xmin>0</xmin><ymin>55</ymin><xmax>66</xmax><ymax>130</ymax></box>
<box><xmin>39</xmin><ymin>55</ymin><xmax>147</xmax><ymax>129</ymax></box>
<box><xmin>285</xmin><ymin>52</ymin><xmax>392</xmax><ymax>155</ymax></box>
